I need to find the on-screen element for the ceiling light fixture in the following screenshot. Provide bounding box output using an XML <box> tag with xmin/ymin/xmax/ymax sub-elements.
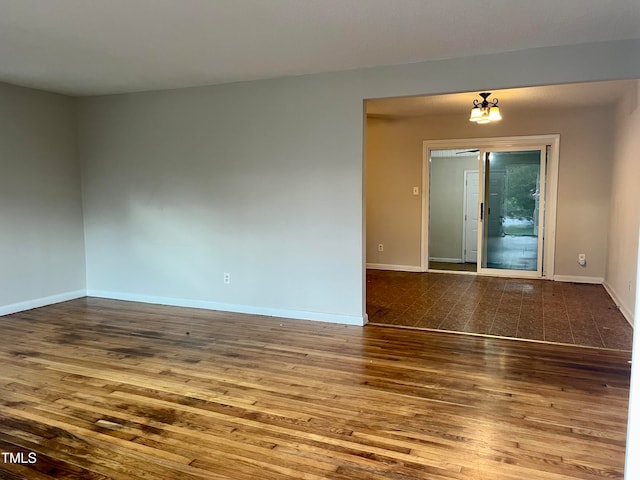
<box><xmin>469</xmin><ymin>92</ymin><xmax>502</xmax><ymax>124</ymax></box>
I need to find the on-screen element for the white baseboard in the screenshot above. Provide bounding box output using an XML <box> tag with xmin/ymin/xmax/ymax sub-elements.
<box><xmin>366</xmin><ymin>263</ymin><xmax>422</xmax><ymax>272</ymax></box>
<box><xmin>87</xmin><ymin>290</ymin><xmax>367</xmax><ymax>326</ymax></box>
<box><xmin>0</xmin><ymin>290</ymin><xmax>87</xmax><ymax>316</ymax></box>
<box><xmin>603</xmin><ymin>282</ymin><xmax>634</xmax><ymax>327</ymax></box>
<box><xmin>428</xmin><ymin>257</ymin><xmax>463</xmax><ymax>263</ymax></box>
<box><xmin>553</xmin><ymin>275</ymin><xmax>604</xmax><ymax>284</ymax></box>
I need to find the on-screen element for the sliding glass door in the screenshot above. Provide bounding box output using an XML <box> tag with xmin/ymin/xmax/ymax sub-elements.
<box><xmin>478</xmin><ymin>147</ymin><xmax>546</xmax><ymax>276</ymax></box>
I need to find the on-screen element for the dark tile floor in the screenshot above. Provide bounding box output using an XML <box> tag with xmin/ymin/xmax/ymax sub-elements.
<box><xmin>366</xmin><ymin>270</ymin><xmax>633</xmax><ymax>350</ymax></box>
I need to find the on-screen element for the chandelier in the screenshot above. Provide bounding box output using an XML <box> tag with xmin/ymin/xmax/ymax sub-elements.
<box><xmin>469</xmin><ymin>92</ymin><xmax>502</xmax><ymax>124</ymax></box>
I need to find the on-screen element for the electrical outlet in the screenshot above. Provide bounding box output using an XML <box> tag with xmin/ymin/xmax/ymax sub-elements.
<box><xmin>412</xmin><ymin>186</ymin><xmax>420</xmax><ymax>196</ymax></box>
<box><xmin>223</xmin><ymin>273</ymin><xmax>231</xmax><ymax>284</ymax></box>
<box><xmin>578</xmin><ymin>253</ymin><xmax>586</xmax><ymax>266</ymax></box>
<box><xmin>377</xmin><ymin>244</ymin><xmax>384</xmax><ymax>252</ymax></box>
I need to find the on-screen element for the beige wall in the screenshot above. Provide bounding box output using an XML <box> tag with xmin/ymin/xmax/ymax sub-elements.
<box><xmin>0</xmin><ymin>82</ymin><xmax>86</xmax><ymax>313</ymax></box>
<box><xmin>606</xmin><ymin>81</ymin><xmax>640</xmax><ymax>324</ymax></box>
<box><xmin>366</xmin><ymin>118</ymin><xmax>423</xmax><ymax>268</ymax></box>
<box><xmin>366</xmin><ymin>105</ymin><xmax>616</xmax><ymax>279</ymax></box>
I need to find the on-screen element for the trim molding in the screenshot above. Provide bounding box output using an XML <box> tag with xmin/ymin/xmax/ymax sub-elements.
<box><xmin>366</xmin><ymin>263</ymin><xmax>423</xmax><ymax>272</ymax></box>
<box><xmin>603</xmin><ymin>282</ymin><xmax>634</xmax><ymax>326</ymax></box>
<box><xmin>553</xmin><ymin>275</ymin><xmax>604</xmax><ymax>284</ymax></box>
<box><xmin>87</xmin><ymin>290</ymin><xmax>366</xmax><ymax>326</ymax></box>
<box><xmin>428</xmin><ymin>257</ymin><xmax>463</xmax><ymax>263</ymax></box>
<box><xmin>428</xmin><ymin>269</ymin><xmax>477</xmax><ymax>276</ymax></box>
<box><xmin>0</xmin><ymin>290</ymin><xmax>86</xmax><ymax>316</ymax></box>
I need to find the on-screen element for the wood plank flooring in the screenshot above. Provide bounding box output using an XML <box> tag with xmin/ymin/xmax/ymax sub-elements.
<box><xmin>367</xmin><ymin>270</ymin><xmax>633</xmax><ymax>350</ymax></box>
<box><xmin>0</xmin><ymin>297</ymin><xmax>631</xmax><ymax>479</ymax></box>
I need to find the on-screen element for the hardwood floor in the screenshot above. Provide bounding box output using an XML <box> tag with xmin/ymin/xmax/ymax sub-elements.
<box><xmin>0</xmin><ymin>298</ymin><xmax>631</xmax><ymax>479</ymax></box>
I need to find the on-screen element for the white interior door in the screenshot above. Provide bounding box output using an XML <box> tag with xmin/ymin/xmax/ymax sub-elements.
<box><xmin>463</xmin><ymin>170</ymin><xmax>479</xmax><ymax>263</ymax></box>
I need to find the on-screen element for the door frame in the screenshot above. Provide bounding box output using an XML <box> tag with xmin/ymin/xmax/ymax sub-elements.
<box><xmin>421</xmin><ymin>135</ymin><xmax>560</xmax><ymax>279</ymax></box>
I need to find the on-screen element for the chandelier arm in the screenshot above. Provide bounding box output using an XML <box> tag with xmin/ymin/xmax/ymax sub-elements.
<box><xmin>469</xmin><ymin>92</ymin><xmax>502</xmax><ymax>123</ymax></box>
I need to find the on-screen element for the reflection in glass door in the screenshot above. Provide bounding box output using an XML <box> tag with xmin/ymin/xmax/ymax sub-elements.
<box><xmin>428</xmin><ymin>149</ymin><xmax>480</xmax><ymax>273</ymax></box>
<box><xmin>479</xmin><ymin>148</ymin><xmax>546</xmax><ymax>276</ymax></box>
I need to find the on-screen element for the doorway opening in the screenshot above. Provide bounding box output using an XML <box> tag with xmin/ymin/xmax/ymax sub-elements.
<box><xmin>364</xmin><ymin>80</ymin><xmax>636</xmax><ymax>348</ymax></box>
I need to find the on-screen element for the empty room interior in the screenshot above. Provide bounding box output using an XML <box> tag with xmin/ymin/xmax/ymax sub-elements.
<box><xmin>1</xmin><ymin>2</ymin><xmax>640</xmax><ymax>479</ymax></box>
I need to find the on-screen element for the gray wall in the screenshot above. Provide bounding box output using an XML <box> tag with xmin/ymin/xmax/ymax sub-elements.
<box><xmin>0</xmin><ymin>82</ymin><xmax>85</xmax><ymax>313</ymax></box>
<box><xmin>78</xmin><ymin>76</ymin><xmax>366</xmax><ymax>322</ymax></box>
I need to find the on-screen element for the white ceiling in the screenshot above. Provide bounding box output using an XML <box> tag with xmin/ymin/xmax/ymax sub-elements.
<box><xmin>0</xmin><ymin>0</ymin><xmax>639</xmax><ymax>96</ymax></box>
<box><xmin>366</xmin><ymin>80</ymin><xmax>637</xmax><ymax>118</ymax></box>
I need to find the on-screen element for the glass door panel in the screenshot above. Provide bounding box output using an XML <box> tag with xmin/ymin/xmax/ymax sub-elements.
<box><xmin>479</xmin><ymin>148</ymin><xmax>545</xmax><ymax>276</ymax></box>
<box><xmin>427</xmin><ymin>149</ymin><xmax>480</xmax><ymax>273</ymax></box>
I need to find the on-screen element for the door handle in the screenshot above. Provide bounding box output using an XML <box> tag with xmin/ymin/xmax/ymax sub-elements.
<box><xmin>480</xmin><ymin>202</ymin><xmax>484</xmax><ymax>221</ymax></box>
